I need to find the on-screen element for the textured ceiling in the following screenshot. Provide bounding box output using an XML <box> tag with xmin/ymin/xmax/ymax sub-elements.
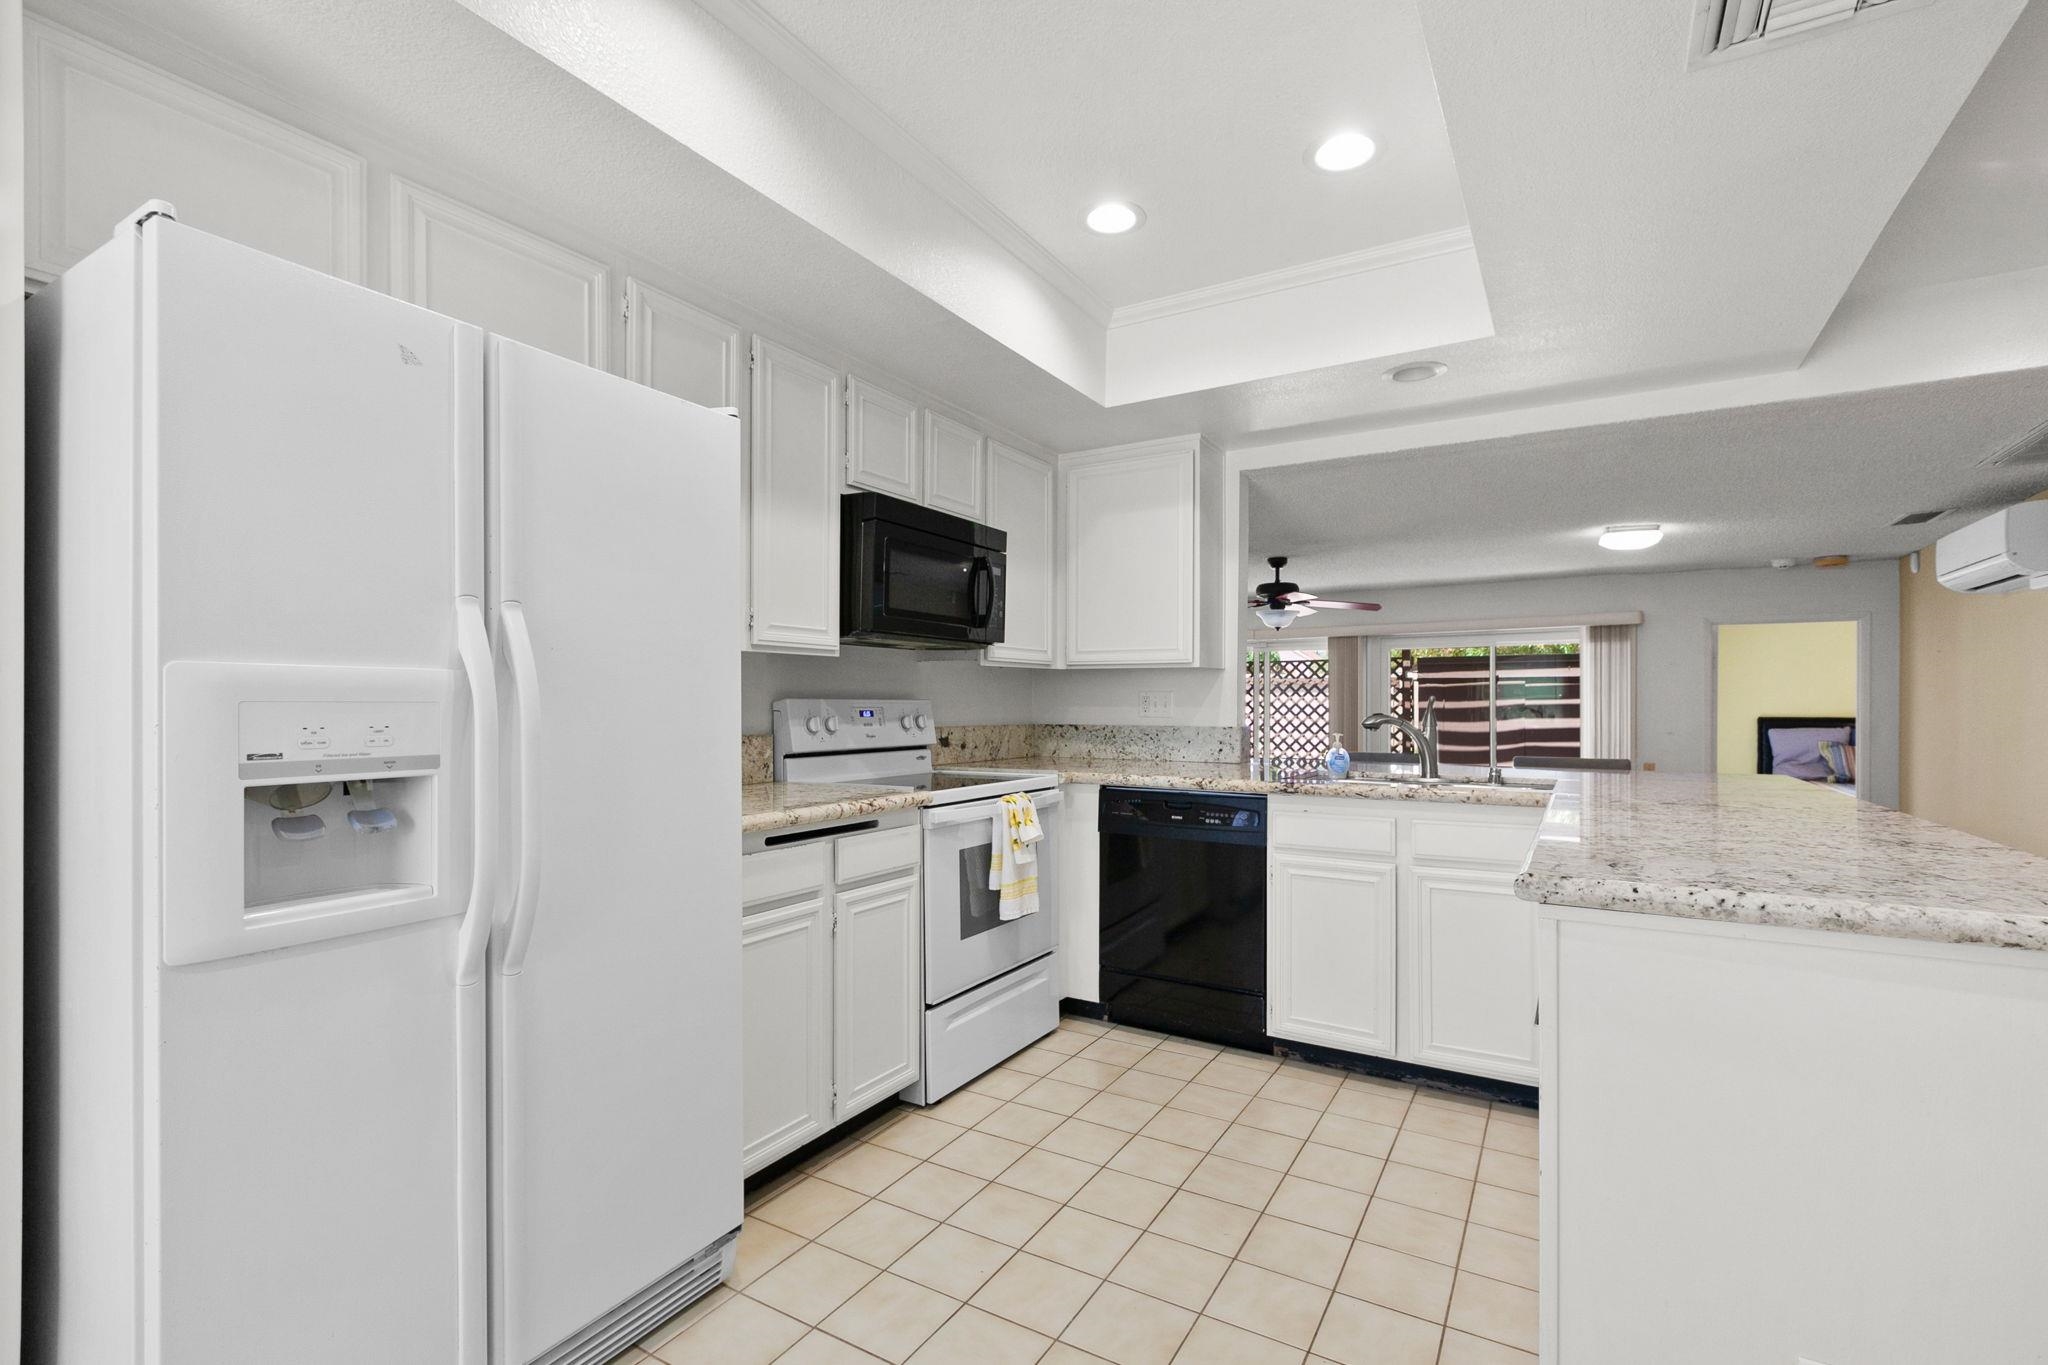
<box><xmin>744</xmin><ymin>0</ymin><xmax>1470</xmax><ymax>309</ymax></box>
<box><xmin>1245</xmin><ymin>368</ymin><xmax>2048</xmax><ymax>593</ymax></box>
<box><xmin>1844</xmin><ymin>0</ymin><xmax>2048</xmax><ymax>301</ymax></box>
<box><xmin>48</xmin><ymin>0</ymin><xmax>2037</xmax><ymax>459</ymax></box>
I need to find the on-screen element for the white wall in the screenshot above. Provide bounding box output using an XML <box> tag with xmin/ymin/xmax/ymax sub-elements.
<box><xmin>741</xmin><ymin>651</ymin><xmax>1038</xmax><ymax>733</ymax></box>
<box><xmin>1333</xmin><ymin>563</ymin><xmax>1901</xmax><ymax>806</ymax></box>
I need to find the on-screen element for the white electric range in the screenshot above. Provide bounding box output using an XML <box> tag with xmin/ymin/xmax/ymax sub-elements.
<box><xmin>772</xmin><ymin>699</ymin><xmax>1062</xmax><ymax>1103</ymax></box>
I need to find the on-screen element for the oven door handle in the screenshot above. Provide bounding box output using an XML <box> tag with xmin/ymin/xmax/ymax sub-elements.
<box><xmin>925</xmin><ymin>788</ymin><xmax>1064</xmax><ymax>827</ymax></box>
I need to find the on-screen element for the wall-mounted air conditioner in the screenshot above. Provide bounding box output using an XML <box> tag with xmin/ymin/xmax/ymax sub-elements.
<box><xmin>1935</xmin><ymin>502</ymin><xmax>2048</xmax><ymax>594</ymax></box>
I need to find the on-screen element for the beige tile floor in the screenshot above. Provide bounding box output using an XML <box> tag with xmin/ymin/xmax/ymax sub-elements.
<box><xmin>617</xmin><ymin>1017</ymin><xmax>1540</xmax><ymax>1365</ymax></box>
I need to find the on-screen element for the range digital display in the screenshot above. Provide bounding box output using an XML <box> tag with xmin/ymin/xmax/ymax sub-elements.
<box><xmin>857</xmin><ymin>708</ymin><xmax>878</xmax><ymax>721</ymax></box>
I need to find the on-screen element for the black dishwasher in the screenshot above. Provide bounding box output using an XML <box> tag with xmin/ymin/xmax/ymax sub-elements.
<box><xmin>1098</xmin><ymin>788</ymin><xmax>1268</xmax><ymax>1051</ymax></box>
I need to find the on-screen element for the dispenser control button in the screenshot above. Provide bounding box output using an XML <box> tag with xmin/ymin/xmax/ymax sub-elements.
<box><xmin>364</xmin><ymin>724</ymin><xmax>393</xmax><ymax>749</ymax></box>
<box><xmin>296</xmin><ymin>725</ymin><xmax>330</xmax><ymax>750</ymax></box>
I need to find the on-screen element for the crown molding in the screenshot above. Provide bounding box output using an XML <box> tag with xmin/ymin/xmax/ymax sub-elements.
<box><xmin>693</xmin><ymin>0</ymin><xmax>1113</xmax><ymax>327</ymax></box>
<box><xmin>1109</xmin><ymin>227</ymin><xmax>1476</xmax><ymax>329</ymax></box>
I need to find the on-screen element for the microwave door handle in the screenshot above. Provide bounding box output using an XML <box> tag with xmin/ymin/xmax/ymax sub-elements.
<box><xmin>971</xmin><ymin>557</ymin><xmax>994</xmax><ymax>626</ymax></box>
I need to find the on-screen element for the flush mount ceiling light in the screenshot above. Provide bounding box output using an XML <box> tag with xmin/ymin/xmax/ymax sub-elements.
<box><xmin>1385</xmin><ymin>361</ymin><xmax>1447</xmax><ymax>383</ymax></box>
<box><xmin>1310</xmin><ymin>130</ymin><xmax>1378</xmax><ymax>172</ymax></box>
<box><xmin>1598</xmin><ymin>524</ymin><xmax>1665</xmax><ymax>551</ymax></box>
<box><xmin>1085</xmin><ymin>201</ymin><xmax>1144</xmax><ymax>234</ymax></box>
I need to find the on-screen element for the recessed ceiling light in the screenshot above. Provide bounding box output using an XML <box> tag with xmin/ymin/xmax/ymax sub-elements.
<box><xmin>1311</xmin><ymin>131</ymin><xmax>1378</xmax><ymax>172</ymax></box>
<box><xmin>1598</xmin><ymin>524</ymin><xmax>1664</xmax><ymax>551</ymax></box>
<box><xmin>1085</xmin><ymin>202</ymin><xmax>1143</xmax><ymax>234</ymax></box>
<box><xmin>1385</xmin><ymin>361</ymin><xmax>1447</xmax><ymax>383</ymax></box>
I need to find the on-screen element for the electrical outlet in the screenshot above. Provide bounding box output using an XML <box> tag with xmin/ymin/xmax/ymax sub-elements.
<box><xmin>1641</xmin><ymin>761</ymin><xmax>1657</xmax><ymax>771</ymax></box>
<box><xmin>1138</xmin><ymin>690</ymin><xmax>1173</xmax><ymax>719</ymax></box>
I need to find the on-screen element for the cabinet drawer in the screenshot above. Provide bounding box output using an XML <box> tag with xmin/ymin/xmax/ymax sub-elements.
<box><xmin>1270</xmin><ymin>799</ymin><xmax>1397</xmax><ymax>858</ymax></box>
<box><xmin>836</xmin><ymin>824</ymin><xmax>923</xmax><ymax>884</ymax></box>
<box><xmin>742</xmin><ymin>843</ymin><xmax>828</xmax><ymax>908</ymax></box>
<box><xmin>1409</xmin><ymin>816</ymin><xmax>1540</xmax><ymax>870</ymax></box>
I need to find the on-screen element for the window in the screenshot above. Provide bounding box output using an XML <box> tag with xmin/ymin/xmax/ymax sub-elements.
<box><xmin>1246</xmin><ymin>640</ymin><xmax>1332</xmax><ymax>767</ymax></box>
<box><xmin>1372</xmin><ymin>631</ymin><xmax>1582</xmax><ymax>766</ymax></box>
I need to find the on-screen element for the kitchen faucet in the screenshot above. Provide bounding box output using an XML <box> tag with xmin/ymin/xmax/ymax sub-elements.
<box><xmin>1363</xmin><ymin>700</ymin><xmax>1441</xmax><ymax>779</ymax></box>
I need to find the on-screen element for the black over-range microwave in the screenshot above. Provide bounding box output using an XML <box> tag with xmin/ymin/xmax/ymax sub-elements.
<box><xmin>841</xmin><ymin>491</ymin><xmax>1007</xmax><ymax>649</ymax></box>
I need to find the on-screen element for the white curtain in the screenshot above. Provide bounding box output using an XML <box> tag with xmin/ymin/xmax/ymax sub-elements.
<box><xmin>1582</xmin><ymin>624</ymin><xmax>1638</xmax><ymax>761</ymax></box>
<box><xmin>1326</xmin><ymin>636</ymin><xmax>1363</xmax><ymax>751</ymax></box>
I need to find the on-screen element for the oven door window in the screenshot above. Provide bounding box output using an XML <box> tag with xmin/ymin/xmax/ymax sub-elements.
<box><xmin>883</xmin><ymin>536</ymin><xmax>980</xmax><ymax>625</ymax></box>
<box><xmin>955</xmin><ymin>838</ymin><xmax>1005</xmax><ymax>939</ymax></box>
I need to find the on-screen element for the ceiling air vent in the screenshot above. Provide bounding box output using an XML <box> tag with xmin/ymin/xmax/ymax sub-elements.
<box><xmin>1698</xmin><ymin>0</ymin><xmax>1907</xmax><ymax>60</ymax></box>
<box><xmin>1891</xmin><ymin>509</ymin><xmax>1946</xmax><ymax>526</ymax></box>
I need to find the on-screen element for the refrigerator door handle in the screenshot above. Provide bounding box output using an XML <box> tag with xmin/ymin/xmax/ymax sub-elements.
<box><xmin>454</xmin><ymin>595</ymin><xmax>498</xmax><ymax>986</ymax></box>
<box><xmin>499</xmin><ymin>599</ymin><xmax>543</xmax><ymax>976</ymax></box>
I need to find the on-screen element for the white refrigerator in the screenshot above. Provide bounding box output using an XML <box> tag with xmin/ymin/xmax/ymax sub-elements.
<box><xmin>27</xmin><ymin>203</ymin><xmax>741</xmax><ymax>1365</ymax></box>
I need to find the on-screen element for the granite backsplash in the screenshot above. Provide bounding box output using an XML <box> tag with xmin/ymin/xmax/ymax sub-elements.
<box><xmin>740</xmin><ymin>723</ymin><xmax>1242</xmax><ymax>784</ymax></box>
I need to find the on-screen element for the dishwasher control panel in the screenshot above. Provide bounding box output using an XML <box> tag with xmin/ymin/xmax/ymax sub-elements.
<box><xmin>1099</xmin><ymin>789</ymin><xmax>1266</xmax><ymax>833</ymax></box>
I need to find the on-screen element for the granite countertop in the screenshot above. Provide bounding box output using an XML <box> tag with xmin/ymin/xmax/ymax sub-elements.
<box><xmin>742</xmin><ymin>756</ymin><xmax>1547</xmax><ymax>834</ymax></box>
<box><xmin>1517</xmin><ymin>772</ymin><xmax>2048</xmax><ymax>952</ymax></box>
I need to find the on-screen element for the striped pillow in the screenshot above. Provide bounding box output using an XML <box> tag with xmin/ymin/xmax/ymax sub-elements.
<box><xmin>1817</xmin><ymin>739</ymin><xmax>1857</xmax><ymax>784</ymax></box>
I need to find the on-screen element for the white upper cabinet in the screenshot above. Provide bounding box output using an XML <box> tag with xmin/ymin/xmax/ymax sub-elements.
<box><xmin>923</xmin><ymin>411</ymin><xmax>986</xmax><ymax>521</ymax></box>
<box><xmin>984</xmin><ymin>440</ymin><xmax>1057</xmax><ymax>667</ymax></box>
<box><xmin>624</xmin><ymin>278</ymin><xmax>741</xmax><ymax>411</ymax></box>
<box><xmin>749</xmin><ymin>338</ymin><xmax>843</xmax><ymax>655</ymax></box>
<box><xmin>390</xmin><ymin>178</ymin><xmax>608</xmax><ymax>367</ymax></box>
<box><xmin>26</xmin><ymin>18</ymin><xmax>365</xmax><ymax>284</ymax></box>
<box><xmin>845</xmin><ymin>378</ymin><xmax>922</xmax><ymax>502</ymax></box>
<box><xmin>1061</xmin><ymin>436</ymin><xmax>1218</xmax><ymax>668</ymax></box>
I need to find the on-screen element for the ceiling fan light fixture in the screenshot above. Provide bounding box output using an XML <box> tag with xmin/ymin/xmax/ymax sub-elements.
<box><xmin>1254</xmin><ymin>605</ymin><xmax>1297</xmax><ymax>630</ymax></box>
<box><xmin>1598</xmin><ymin>524</ymin><xmax>1664</xmax><ymax>551</ymax></box>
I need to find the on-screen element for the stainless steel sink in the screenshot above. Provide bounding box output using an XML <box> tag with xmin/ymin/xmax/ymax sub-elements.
<box><xmin>1334</xmin><ymin>774</ymin><xmax>1556</xmax><ymax>793</ymax></box>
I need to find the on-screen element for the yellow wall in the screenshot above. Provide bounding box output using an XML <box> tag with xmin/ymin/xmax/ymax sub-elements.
<box><xmin>1715</xmin><ymin>621</ymin><xmax>1859</xmax><ymax>774</ymax></box>
<box><xmin>1900</xmin><ymin>495</ymin><xmax>2048</xmax><ymax>856</ymax></box>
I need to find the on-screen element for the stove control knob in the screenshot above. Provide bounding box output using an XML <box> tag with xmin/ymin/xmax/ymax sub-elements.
<box><xmin>901</xmin><ymin>715</ymin><xmax>916</xmax><ymax>731</ymax></box>
<box><xmin>914</xmin><ymin>714</ymin><xmax>930</xmax><ymax>731</ymax></box>
<box><xmin>823</xmin><ymin>715</ymin><xmax>840</xmax><ymax>735</ymax></box>
<box><xmin>804</xmin><ymin>716</ymin><xmax>822</xmax><ymax>736</ymax></box>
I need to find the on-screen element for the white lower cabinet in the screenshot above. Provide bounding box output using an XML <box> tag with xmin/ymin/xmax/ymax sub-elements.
<box><xmin>739</xmin><ymin>893</ymin><xmax>833</xmax><ymax>1172</ymax></box>
<box><xmin>1266</xmin><ymin>796</ymin><xmax>1542</xmax><ymax>1083</ymax></box>
<box><xmin>742</xmin><ymin>825</ymin><xmax>921</xmax><ymax>1174</ymax></box>
<box><xmin>1400</xmin><ymin>866</ymin><xmax>1537</xmax><ymax>1083</ymax></box>
<box><xmin>1267</xmin><ymin>849</ymin><xmax>1399</xmax><ymax>1055</ymax></box>
<box><xmin>833</xmin><ymin>873</ymin><xmax>922</xmax><ymax>1115</ymax></box>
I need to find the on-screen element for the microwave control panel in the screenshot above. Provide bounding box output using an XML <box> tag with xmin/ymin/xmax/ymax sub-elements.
<box><xmin>773</xmin><ymin>697</ymin><xmax>933</xmax><ymax>754</ymax></box>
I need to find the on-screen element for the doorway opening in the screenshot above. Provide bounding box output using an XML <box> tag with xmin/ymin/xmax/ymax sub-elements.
<box><xmin>1714</xmin><ymin>620</ymin><xmax>1860</xmax><ymax>791</ymax></box>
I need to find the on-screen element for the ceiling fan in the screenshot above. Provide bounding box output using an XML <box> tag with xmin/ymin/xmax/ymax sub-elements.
<box><xmin>1247</xmin><ymin>556</ymin><xmax>1381</xmax><ymax>629</ymax></box>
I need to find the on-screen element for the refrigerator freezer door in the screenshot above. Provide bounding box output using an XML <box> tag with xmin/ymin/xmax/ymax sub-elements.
<box><xmin>486</xmin><ymin>337</ymin><xmax>742</xmax><ymax>1364</ymax></box>
<box><xmin>134</xmin><ymin>219</ymin><xmax>489</xmax><ymax>1363</ymax></box>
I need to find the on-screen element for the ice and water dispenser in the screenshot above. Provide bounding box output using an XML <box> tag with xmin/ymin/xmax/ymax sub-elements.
<box><xmin>162</xmin><ymin>662</ymin><xmax>462</xmax><ymax>966</ymax></box>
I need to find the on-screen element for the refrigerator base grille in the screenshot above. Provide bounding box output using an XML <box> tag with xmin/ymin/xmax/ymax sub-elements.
<box><xmin>531</xmin><ymin>1227</ymin><xmax>739</xmax><ymax>1365</ymax></box>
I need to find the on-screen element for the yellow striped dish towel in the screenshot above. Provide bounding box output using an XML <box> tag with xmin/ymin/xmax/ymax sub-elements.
<box><xmin>989</xmin><ymin>791</ymin><xmax>1044</xmax><ymax>920</ymax></box>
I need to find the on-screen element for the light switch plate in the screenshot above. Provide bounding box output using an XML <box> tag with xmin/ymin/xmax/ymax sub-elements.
<box><xmin>1138</xmin><ymin>690</ymin><xmax>1173</xmax><ymax>718</ymax></box>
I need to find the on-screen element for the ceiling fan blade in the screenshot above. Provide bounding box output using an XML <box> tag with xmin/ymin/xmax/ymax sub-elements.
<box><xmin>1276</xmin><ymin>591</ymin><xmax>1315</xmax><ymax>603</ymax></box>
<box><xmin>1304</xmin><ymin>599</ymin><xmax>1381</xmax><ymax>611</ymax></box>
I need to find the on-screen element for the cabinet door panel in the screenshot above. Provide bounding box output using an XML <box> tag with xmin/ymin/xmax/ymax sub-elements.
<box><xmin>1401</xmin><ymin>868</ymin><xmax>1537</xmax><ymax>1082</ymax></box>
<box><xmin>847</xmin><ymin>378</ymin><xmax>921</xmax><ymax>501</ymax></box>
<box><xmin>923</xmin><ymin>411</ymin><xmax>985</xmax><ymax>519</ymax></box>
<box><xmin>749</xmin><ymin>338</ymin><xmax>843</xmax><ymax>654</ymax></box>
<box><xmin>1062</xmin><ymin>445</ymin><xmax>1196</xmax><ymax>666</ymax></box>
<box><xmin>27</xmin><ymin>19</ymin><xmax>365</xmax><ymax>282</ymax></box>
<box><xmin>624</xmin><ymin>278</ymin><xmax>741</xmax><ymax>411</ymax></box>
<box><xmin>391</xmin><ymin>177</ymin><xmax>607</xmax><ymax>366</ymax></box>
<box><xmin>1268</xmin><ymin>853</ymin><xmax>1397</xmax><ymax>1055</ymax></box>
<box><xmin>984</xmin><ymin>441</ymin><xmax>1056</xmax><ymax>666</ymax></box>
<box><xmin>741</xmin><ymin>897</ymin><xmax>833</xmax><ymax>1173</ymax></box>
<box><xmin>833</xmin><ymin>873</ymin><xmax>922</xmax><ymax>1118</ymax></box>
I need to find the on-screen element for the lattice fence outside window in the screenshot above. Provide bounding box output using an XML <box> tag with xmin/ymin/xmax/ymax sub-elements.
<box><xmin>1246</xmin><ymin>648</ymin><xmax>1332</xmax><ymax>766</ymax></box>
